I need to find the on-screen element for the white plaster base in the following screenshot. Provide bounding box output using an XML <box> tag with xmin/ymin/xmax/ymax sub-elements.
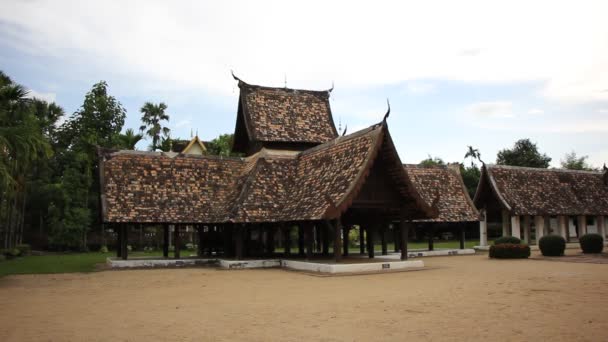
<box><xmin>281</xmin><ymin>259</ymin><xmax>424</xmax><ymax>274</ymax></box>
<box><xmin>219</xmin><ymin>259</ymin><xmax>281</xmax><ymax>269</ymax></box>
<box><xmin>107</xmin><ymin>257</ymin><xmax>217</xmax><ymax>269</ymax></box>
<box><xmin>373</xmin><ymin>249</ymin><xmax>475</xmax><ymax>259</ymax></box>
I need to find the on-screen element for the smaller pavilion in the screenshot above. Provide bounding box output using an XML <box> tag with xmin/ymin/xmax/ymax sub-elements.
<box><xmin>474</xmin><ymin>164</ymin><xmax>608</xmax><ymax>246</ymax></box>
<box><xmin>404</xmin><ymin>163</ymin><xmax>480</xmax><ymax>250</ymax></box>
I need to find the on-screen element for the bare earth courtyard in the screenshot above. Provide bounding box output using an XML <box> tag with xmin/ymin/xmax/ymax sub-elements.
<box><xmin>1</xmin><ymin>253</ymin><xmax>608</xmax><ymax>342</ymax></box>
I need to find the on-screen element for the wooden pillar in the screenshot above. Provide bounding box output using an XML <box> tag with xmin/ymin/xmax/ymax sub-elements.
<box><xmin>400</xmin><ymin>211</ymin><xmax>410</xmax><ymax>260</ymax></box>
<box><xmin>428</xmin><ymin>225</ymin><xmax>434</xmax><ymax>251</ymax></box>
<box><xmin>121</xmin><ymin>224</ymin><xmax>128</xmax><ymax>260</ymax></box>
<box><xmin>322</xmin><ymin>223</ymin><xmax>329</xmax><ymax>256</ymax></box>
<box><xmin>381</xmin><ymin>225</ymin><xmax>388</xmax><ymax>255</ymax></box>
<box><xmin>283</xmin><ymin>223</ymin><xmax>292</xmax><ymax>257</ymax></box>
<box><xmin>298</xmin><ymin>224</ymin><xmax>304</xmax><ymax>256</ymax></box>
<box><xmin>479</xmin><ymin>209</ymin><xmax>488</xmax><ymax>246</ymax></box>
<box><xmin>173</xmin><ymin>224</ymin><xmax>181</xmax><ymax>259</ymax></box>
<box><xmin>359</xmin><ymin>226</ymin><xmax>365</xmax><ymax>254</ymax></box>
<box><xmin>315</xmin><ymin>225</ymin><xmax>322</xmax><ymax>253</ymax></box>
<box><xmin>197</xmin><ymin>225</ymin><xmax>204</xmax><ymax>257</ymax></box>
<box><xmin>523</xmin><ymin>216</ymin><xmax>531</xmax><ymax>244</ymax></box>
<box><xmin>459</xmin><ymin>223</ymin><xmax>466</xmax><ymax>249</ymax></box>
<box><xmin>116</xmin><ymin>224</ymin><xmax>122</xmax><ymax>258</ymax></box>
<box><xmin>235</xmin><ymin>224</ymin><xmax>244</xmax><ymax>260</ymax></box>
<box><xmin>366</xmin><ymin>223</ymin><xmax>375</xmax><ymax>258</ymax></box>
<box><xmin>501</xmin><ymin>209</ymin><xmax>510</xmax><ymax>236</ymax></box>
<box><xmin>162</xmin><ymin>224</ymin><xmax>169</xmax><ymax>257</ymax></box>
<box><xmin>333</xmin><ymin>219</ymin><xmax>342</xmax><ymax>262</ymax></box>
<box><xmin>577</xmin><ymin>215</ymin><xmax>587</xmax><ymax>238</ymax></box>
<box><xmin>304</xmin><ymin>222</ymin><xmax>314</xmax><ymax>260</ymax></box>
<box><xmin>342</xmin><ymin>225</ymin><xmax>349</xmax><ymax>257</ymax></box>
<box><xmin>266</xmin><ymin>225</ymin><xmax>276</xmax><ymax>256</ymax></box>
<box><xmin>393</xmin><ymin>225</ymin><xmax>400</xmax><ymax>252</ymax></box>
<box><xmin>223</xmin><ymin>224</ymin><xmax>233</xmax><ymax>257</ymax></box>
<box><xmin>557</xmin><ymin>216</ymin><xmax>568</xmax><ymax>240</ymax></box>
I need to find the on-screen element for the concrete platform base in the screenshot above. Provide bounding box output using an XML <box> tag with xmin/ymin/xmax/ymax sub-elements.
<box><xmin>107</xmin><ymin>257</ymin><xmax>216</xmax><ymax>268</ymax></box>
<box><xmin>106</xmin><ymin>257</ymin><xmax>424</xmax><ymax>274</ymax></box>
<box><xmin>282</xmin><ymin>259</ymin><xmax>424</xmax><ymax>274</ymax></box>
<box><xmin>475</xmin><ymin>242</ymin><xmax>608</xmax><ymax>252</ymax></box>
<box><xmin>371</xmin><ymin>249</ymin><xmax>475</xmax><ymax>259</ymax></box>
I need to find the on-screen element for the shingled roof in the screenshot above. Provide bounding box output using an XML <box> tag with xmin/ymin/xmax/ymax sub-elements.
<box><xmin>99</xmin><ymin>123</ymin><xmax>435</xmax><ymax>224</ymax></box>
<box><xmin>404</xmin><ymin>164</ymin><xmax>480</xmax><ymax>222</ymax></box>
<box><xmin>473</xmin><ymin>164</ymin><xmax>608</xmax><ymax>216</ymax></box>
<box><xmin>232</xmin><ymin>80</ymin><xmax>338</xmax><ymax>153</ymax></box>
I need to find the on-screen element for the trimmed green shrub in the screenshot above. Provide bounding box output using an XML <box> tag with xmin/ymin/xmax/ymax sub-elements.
<box><xmin>1</xmin><ymin>248</ymin><xmax>21</xmax><ymax>259</ymax></box>
<box><xmin>16</xmin><ymin>244</ymin><xmax>31</xmax><ymax>256</ymax></box>
<box><xmin>0</xmin><ymin>254</ymin><xmax>5</xmax><ymax>261</ymax></box>
<box><xmin>494</xmin><ymin>236</ymin><xmax>522</xmax><ymax>245</ymax></box>
<box><xmin>539</xmin><ymin>235</ymin><xmax>566</xmax><ymax>256</ymax></box>
<box><xmin>489</xmin><ymin>243</ymin><xmax>530</xmax><ymax>259</ymax></box>
<box><xmin>579</xmin><ymin>233</ymin><xmax>604</xmax><ymax>254</ymax></box>
<box><xmin>99</xmin><ymin>245</ymin><xmax>109</xmax><ymax>253</ymax></box>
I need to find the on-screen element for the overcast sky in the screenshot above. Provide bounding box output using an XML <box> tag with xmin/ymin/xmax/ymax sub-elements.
<box><xmin>1</xmin><ymin>0</ymin><xmax>607</xmax><ymax>166</ymax></box>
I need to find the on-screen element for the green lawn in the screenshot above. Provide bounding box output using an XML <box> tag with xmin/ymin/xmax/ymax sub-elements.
<box><xmin>0</xmin><ymin>250</ymin><xmax>189</xmax><ymax>277</ymax></box>
<box><xmin>0</xmin><ymin>240</ymin><xmax>483</xmax><ymax>277</ymax></box>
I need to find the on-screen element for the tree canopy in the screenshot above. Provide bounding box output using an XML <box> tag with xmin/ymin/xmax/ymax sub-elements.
<box><xmin>496</xmin><ymin>138</ymin><xmax>551</xmax><ymax>168</ymax></box>
<box><xmin>139</xmin><ymin>102</ymin><xmax>170</xmax><ymax>151</ymax></box>
<box><xmin>419</xmin><ymin>155</ymin><xmax>445</xmax><ymax>167</ymax></box>
<box><xmin>560</xmin><ymin>151</ymin><xmax>595</xmax><ymax>171</ymax></box>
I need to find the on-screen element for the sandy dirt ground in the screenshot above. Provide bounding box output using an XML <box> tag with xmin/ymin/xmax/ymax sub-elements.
<box><xmin>1</xmin><ymin>253</ymin><xmax>608</xmax><ymax>342</ymax></box>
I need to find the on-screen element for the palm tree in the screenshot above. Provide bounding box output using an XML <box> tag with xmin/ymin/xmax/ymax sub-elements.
<box><xmin>139</xmin><ymin>102</ymin><xmax>170</xmax><ymax>151</ymax></box>
<box><xmin>117</xmin><ymin>128</ymin><xmax>143</xmax><ymax>150</ymax></box>
<box><xmin>464</xmin><ymin>146</ymin><xmax>482</xmax><ymax>167</ymax></box>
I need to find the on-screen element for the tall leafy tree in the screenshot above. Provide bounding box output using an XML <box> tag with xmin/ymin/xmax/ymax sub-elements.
<box><xmin>206</xmin><ymin>133</ymin><xmax>242</xmax><ymax>157</ymax></box>
<box><xmin>52</xmin><ymin>81</ymin><xmax>126</xmax><ymax>250</ymax></box>
<box><xmin>496</xmin><ymin>138</ymin><xmax>551</xmax><ymax>168</ymax></box>
<box><xmin>560</xmin><ymin>151</ymin><xmax>595</xmax><ymax>171</ymax></box>
<box><xmin>139</xmin><ymin>102</ymin><xmax>170</xmax><ymax>151</ymax></box>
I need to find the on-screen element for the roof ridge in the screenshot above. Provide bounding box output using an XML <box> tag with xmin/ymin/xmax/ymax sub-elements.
<box><xmin>238</xmin><ymin>80</ymin><xmax>332</xmax><ymax>95</ymax></box>
<box><xmin>298</xmin><ymin>123</ymin><xmax>383</xmax><ymax>157</ymax></box>
<box><xmin>403</xmin><ymin>163</ymin><xmax>449</xmax><ymax>169</ymax></box>
<box><xmin>487</xmin><ymin>164</ymin><xmax>602</xmax><ymax>174</ymax></box>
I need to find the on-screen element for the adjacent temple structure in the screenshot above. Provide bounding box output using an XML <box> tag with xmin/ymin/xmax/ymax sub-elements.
<box><xmin>474</xmin><ymin>164</ymin><xmax>608</xmax><ymax>246</ymax></box>
<box><xmin>99</xmin><ymin>78</ymin><xmax>455</xmax><ymax>261</ymax></box>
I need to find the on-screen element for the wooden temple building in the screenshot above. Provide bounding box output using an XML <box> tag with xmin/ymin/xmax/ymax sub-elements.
<box><xmin>474</xmin><ymin>164</ymin><xmax>608</xmax><ymax>246</ymax></box>
<box><xmin>98</xmin><ymin>78</ymin><xmax>446</xmax><ymax>261</ymax></box>
<box><xmin>404</xmin><ymin>164</ymin><xmax>480</xmax><ymax>250</ymax></box>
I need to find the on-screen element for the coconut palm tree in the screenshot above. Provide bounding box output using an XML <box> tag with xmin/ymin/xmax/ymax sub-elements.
<box><xmin>117</xmin><ymin>128</ymin><xmax>144</xmax><ymax>150</ymax></box>
<box><xmin>139</xmin><ymin>102</ymin><xmax>170</xmax><ymax>151</ymax></box>
<box><xmin>464</xmin><ymin>145</ymin><xmax>482</xmax><ymax>167</ymax></box>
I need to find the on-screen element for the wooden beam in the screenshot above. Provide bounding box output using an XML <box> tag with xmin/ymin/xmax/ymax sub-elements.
<box><xmin>116</xmin><ymin>224</ymin><xmax>122</xmax><ymax>258</ymax></box>
<box><xmin>121</xmin><ymin>224</ymin><xmax>128</xmax><ymax>260</ymax></box>
<box><xmin>366</xmin><ymin>223</ymin><xmax>375</xmax><ymax>258</ymax></box>
<box><xmin>333</xmin><ymin>218</ymin><xmax>342</xmax><ymax>262</ymax></box>
<box><xmin>393</xmin><ymin>225</ymin><xmax>400</xmax><ymax>252</ymax></box>
<box><xmin>381</xmin><ymin>224</ymin><xmax>388</xmax><ymax>255</ymax></box>
<box><xmin>304</xmin><ymin>222</ymin><xmax>314</xmax><ymax>260</ymax></box>
<box><xmin>400</xmin><ymin>214</ymin><xmax>409</xmax><ymax>261</ymax></box>
<box><xmin>235</xmin><ymin>224</ymin><xmax>244</xmax><ymax>260</ymax></box>
<box><xmin>459</xmin><ymin>223</ymin><xmax>466</xmax><ymax>250</ymax></box>
<box><xmin>322</xmin><ymin>223</ymin><xmax>329</xmax><ymax>256</ymax></box>
<box><xmin>298</xmin><ymin>224</ymin><xmax>304</xmax><ymax>256</ymax></box>
<box><xmin>359</xmin><ymin>226</ymin><xmax>365</xmax><ymax>254</ymax></box>
<box><xmin>428</xmin><ymin>225</ymin><xmax>434</xmax><ymax>251</ymax></box>
<box><xmin>162</xmin><ymin>224</ymin><xmax>169</xmax><ymax>258</ymax></box>
<box><xmin>266</xmin><ymin>225</ymin><xmax>276</xmax><ymax>256</ymax></box>
<box><xmin>197</xmin><ymin>225</ymin><xmax>204</xmax><ymax>257</ymax></box>
<box><xmin>342</xmin><ymin>224</ymin><xmax>349</xmax><ymax>257</ymax></box>
<box><xmin>174</xmin><ymin>224</ymin><xmax>181</xmax><ymax>259</ymax></box>
<box><xmin>283</xmin><ymin>223</ymin><xmax>291</xmax><ymax>257</ymax></box>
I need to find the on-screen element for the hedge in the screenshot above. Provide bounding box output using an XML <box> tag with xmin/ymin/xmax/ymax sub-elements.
<box><xmin>579</xmin><ymin>233</ymin><xmax>604</xmax><ymax>254</ymax></box>
<box><xmin>489</xmin><ymin>243</ymin><xmax>530</xmax><ymax>259</ymax></box>
<box><xmin>494</xmin><ymin>236</ymin><xmax>522</xmax><ymax>245</ymax></box>
<box><xmin>538</xmin><ymin>235</ymin><xmax>566</xmax><ymax>256</ymax></box>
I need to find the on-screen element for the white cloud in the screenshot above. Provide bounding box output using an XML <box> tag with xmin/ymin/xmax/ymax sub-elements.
<box><xmin>25</xmin><ymin>89</ymin><xmax>56</xmax><ymax>103</ymax></box>
<box><xmin>598</xmin><ymin>109</ymin><xmax>608</xmax><ymax>114</ymax></box>
<box><xmin>174</xmin><ymin>119</ymin><xmax>191</xmax><ymax>128</ymax></box>
<box><xmin>0</xmin><ymin>1</ymin><xmax>607</xmax><ymax>103</ymax></box>
<box><xmin>467</xmin><ymin>101</ymin><xmax>513</xmax><ymax>118</ymax></box>
<box><xmin>527</xmin><ymin>108</ymin><xmax>544</xmax><ymax>115</ymax></box>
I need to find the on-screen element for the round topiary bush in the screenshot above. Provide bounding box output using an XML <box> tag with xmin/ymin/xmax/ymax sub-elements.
<box><xmin>494</xmin><ymin>236</ymin><xmax>522</xmax><ymax>245</ymax></box>
<box><xmin>579</xmin><ymin>233</ymin><xmax>604</xmax><ymax>254</ymax></box>
<box><xmin>489</xmin><ymin>243</ymin><xmax>531</xmax><ymax>259</ymax></box>
<box><xmin>538</xmin><ymin>235</ymin><xmax>566</xmax><ymax>256</ymax></box>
